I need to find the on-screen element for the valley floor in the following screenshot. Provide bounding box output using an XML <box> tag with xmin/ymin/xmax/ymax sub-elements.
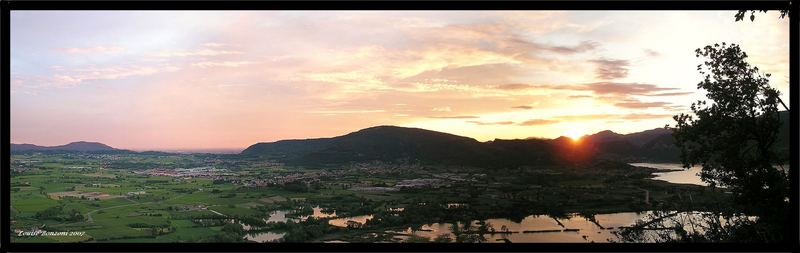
<box><xmin>10</xmin><ymin>152</ymin><xmax>733</xmax><ymax>243</ymax></box>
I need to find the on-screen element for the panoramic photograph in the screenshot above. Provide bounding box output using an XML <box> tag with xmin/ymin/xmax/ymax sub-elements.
<box><xmin>9</xmin><ymin>10</ymin><xmax>791</xmax><ymax>244</ymax></box>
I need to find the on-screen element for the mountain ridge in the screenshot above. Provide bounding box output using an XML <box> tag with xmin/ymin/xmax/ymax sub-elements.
<box><xmin>11</xmin><ymin>141</ymin><xmax>119</xmax><ymax>152</ymax></box>
<box><xmin>242</xmin><ymin>125</ymin><xmax>681</xmax><ymax>167</ymax></box>
<box><xmin>242</xmin><ymin>111</ymin><xmax>789</xmax><ymax>167</ymax></box>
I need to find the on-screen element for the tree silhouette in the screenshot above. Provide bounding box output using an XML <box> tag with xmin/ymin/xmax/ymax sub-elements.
<box><xmin>734</xmin><ymin>10</ymin><xmax>789</xmax><ymax>22</ymax></box>
<box><xmin>670</xmin><ymin>43</ymin><xmax>788</xmax><ymax>242</ymax></box>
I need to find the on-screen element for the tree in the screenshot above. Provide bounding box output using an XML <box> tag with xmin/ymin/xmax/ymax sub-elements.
<box><xmin>405</xmin><ymin>235</ymin><xmax>431</xmax><ymax>243</ymax></box>
<box><xmin>671</xmin><ymin>43</ymin><xmax>788</xmax><ymax>242</ymax></box>
<box><xmin>432</xmin><ymin>234</ymin><xmax>453</xmax><ymax>243</ymax></box>
<box><xmin>221</xmin><ymin>222</ymin><xmax>244</xmax><ymax>234</ymax></box>
<box><xmin>734</xmin><ymin>10</ymin><xmax>790</xmax><ymax>22</ymax></box>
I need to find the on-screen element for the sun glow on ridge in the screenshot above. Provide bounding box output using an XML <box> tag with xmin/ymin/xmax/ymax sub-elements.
<box><xmin>564</xmin><ymin>129</ymin><xmax>584</xmax><ymax>141</ymax></box>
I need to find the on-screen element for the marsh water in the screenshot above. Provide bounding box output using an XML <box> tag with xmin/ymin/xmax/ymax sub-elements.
<box><xmin>244</xmin><ymin>211</ymin><xmax>718</xmax><ymax>243</ymax></box>
<box><xmin>388</xmin><ymin>212</ymin><xmax>654</xmax><ymax>243</ymax></box>
<box><xmin>243</xmin><ymin>211</ymin><xmax>655</xmax><ymax>242</ymax></box>
<box><xmin>244</xmin><ymin>206</ymin><xmax>341</xmax><ymax>242</ymax></box>
<box><xmin>245</xmin><ymin>164</ymin><xmax>716</xmax><ymax>243</ymax></box>
<box><xmin>244</xmin><ymin>231</ymin><xmax>286</xmax><ymax>242</ymax></box>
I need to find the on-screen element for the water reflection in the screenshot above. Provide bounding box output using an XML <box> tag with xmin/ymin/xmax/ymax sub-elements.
<box><xmin>244</xmin><ymin>204</ymin><xmax>736</xmax><ymax>243</ymax></box>
<box><xmin>446</xmin><ymin>203</ymin><xmax>468</xmax><ymax>209</ymax></box>
<box><xmin>262</xmin><ymin>206</ymin><xmax>336</xmax><ymax>224</ymax></box>
<box><xmin>391</xmin><ymin>212</ymin><xmax>656</xmax><ymax>243</ymax></box>
<box><xmin>329</xmin><ymin>215</ymin><xmax>374</xmax><ymax>228</ymax></box>
<box><xmin>298</xmin><ymin>206</ymin><xmax>337</xmax><ymax>220</ymax></box>
<box><xmin>264</xmin><ymin>210</ymin><xmax>292</xmax><ymax>223</ymax></box>
<box><xmin>630</xmin><ymin>163</ymin><xmax>708</xmax><ymax>186</ymax></box>
<box><xmin>239</xmin><ymin>210</ymin><xmax>749</xmax><ymax>243</ymax></box>
<box><xmin>244</xmin><ymin>231</ymin><xmax>285</xmax><ymax>242</ymax></box>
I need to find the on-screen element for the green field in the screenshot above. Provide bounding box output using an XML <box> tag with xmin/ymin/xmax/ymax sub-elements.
<box><xmin>10</xmin><ymin>152</ymin><xmax>732</xmax><ymax>243</ymax></box>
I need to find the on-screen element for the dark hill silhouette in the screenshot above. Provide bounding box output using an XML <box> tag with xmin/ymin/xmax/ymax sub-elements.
<box><xmin>242</xmin><ymin>126</ymin><xmax>678</xmax><ymax>167</ymax></box>
<box><xmin>243</xmin><ymin>110</ymin><xmax>789</xmax><ymax>167</ymax></box>
<box><xmin>11</xmin><ymin>141</ymin><xmax>118</xmax><ymax>152</ymax></box>
<box><xmin>243</xmin><ymin>126</ymin><xmax>492</xmax><ymax>166</ymax></box>
<box><xmin>584</xmin><ymin>130</ymin><xmax>625</xmax><ymax>143</ymax></box>
<box><xmin>579</xmin><ymin>129</ymin><xmax>679</xmax><ymax>162</ymax></box>
<box><xmin>623</xmin><ymin>128</ymin><xmax>672</xmax><ymax>147</ymax></box>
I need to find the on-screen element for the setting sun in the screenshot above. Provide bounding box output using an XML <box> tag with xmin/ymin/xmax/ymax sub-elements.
<box><xmin>564</xmin><ymin>129</ymin><xmax>585</xmax><ymax>141</ymax></box>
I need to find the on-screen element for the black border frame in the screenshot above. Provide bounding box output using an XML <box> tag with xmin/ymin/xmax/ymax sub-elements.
<box><xmin>1</xmin><ymin>1</ymin><xmax>798</xmax><ymax>252</ymax></box>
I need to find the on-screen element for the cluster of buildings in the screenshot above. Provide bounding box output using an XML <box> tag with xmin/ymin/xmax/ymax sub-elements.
<box><xmin>431</xmin><ymin>173</ymin><xmax>485</xmax><ymax>182</ymax></box>
<box><xmin>240</xmin><ymin>170</ymin><xmax>337</xmax><ymax>188</ymax></box>
<box><xmin>142</xmin><ymin>166</ymin><xmax>230</xmax><ymax>178</ymax></box>
<box><xmin>395</xmin><ymin>178</ymin><xmax>448</xmax><ymax>188</ymax></box>
<box><xmin>10</xmin><ymin>159</ymin><xmax>40</xmax><ymax>173</ymax></box>
<box><xmin>347</xmin><ymin>162</ymin><xmax>426</xmax><ymax>175</ymax></box>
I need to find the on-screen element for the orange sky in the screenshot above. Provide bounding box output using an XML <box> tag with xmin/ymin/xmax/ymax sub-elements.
<box><xmin>10</xmin><ymin>11</ymin><xmax>790</xmax><ymax>151</ymax></box>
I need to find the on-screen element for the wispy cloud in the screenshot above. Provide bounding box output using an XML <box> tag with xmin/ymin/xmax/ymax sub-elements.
<box><xmin>202</xmin><ymin>42</ymin><xmax>227</xmax><ymax>48</ymax></box>
<box><xmin>402</xmin><ymin>63</ymin><xmax>520</xmax><ymax>87</ymax></box>
<box><xmin>432</xmin><ymin>106</ymin><xmax>452</xmax><ymax>112</ymax></box>
<box><xmin>511</xmin><ymin>105</ymin><xmax>533</xmax><ymax>109</ymax></box>
<box><xmin>518</xmin><ymin>119</ymin><xmax>560</xmax><ymax>126</ymax></box>
<box><xmin>493</xmin><ymin>82</ymin><xmax>677</xmax><ymax>96</ymax></box>
<box><xmin>46</xmin><ymin>64</ymin><xmax>180</xmax><ymax>85</ymax></box>
<box><xmin>308</xmin><ymin>110</ymin><xmax>386</xmax><ymax>114</ymax></box>
<box><xmin>429</xmin><ymin>115</ymin><xmax>479</xmax><ymax>119</ymax></box>
<box><xmin>426</xmin><ymin>23</ymin><xmax>600</xmax><ymax>58</ymax></box>
<box><xmin>554</xmin><ymin>113</ymin><xmax>672</xmax><ymax>121</ymax></box>
<box><xmin>192</xmin><ymin>61</ymin><xmax>257</xmax><ymax>68</ymax></box>
<box><xmin>590</xmin><ymin>59</ymin><xmax>630</xmax><ymax>80</ymax></box>
<box><xmin>586</xmin><ymin>82</ymin><xmax>673</xmax><ymax>95</ymax></box>
<box><xmin>643</xmin><ymin>48</ymin><xmax>661</xmax><ymax>57</ymax></box>
<box><xmin>543</xmin><ymin>41</ymin><xmax>600</xmax><ymax>54</ymax></box>
<box><xmin>60</xmin><ymin>46</ymin><xmax>126</xmax><ymax>54</ymax></box>
<box><xmin>487</xmin><ymin>81</ymin><xmax>684</xmax><ymax>110</ymax></box>
<box><xmin>514</xmin><ymin>113</ymin><xmax>674</xmax><ymax>126</ymax></box>
<box><xmin>467</xmin><ymin>120</ymin><xmax>515</xmax><ymax>125</ymax></box>
<box><xmin>648</xmin><ymin>91</ymin><xmax>694</xmax><ymax>96</ymax></box>
<box><xmin>154</xmin><ymin>49</ymin><xmax>242</xmax><ymax>57</ymax></box>
<box><xmin>553</xmin><ymin>114</ymin><xmax>616</xmax><ymax>121</ymax></box>
<box><xmin>496</xmin><ymin>84</ymin><xmax>535</xmax><ymax>90</ymax></box>
<box><xmin>613</xmin><ymin>100</ymin><xmax>671</xmax><ymax>109</ymax></box>
<box><xmin>620</xmin><ymin>113</ymin><xmax>674</xmax><ymax>120</ymax></box>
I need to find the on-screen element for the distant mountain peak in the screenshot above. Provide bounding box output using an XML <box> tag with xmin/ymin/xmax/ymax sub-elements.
<box><xmin>11</xmin><ymin>141</ymin><xmax>118</xmax><ymax>152</ymax></box>
<box><xmin>553</xmin><ymin>136</ymin><xmax>572</xmax><ymax>142</ymax></box>
<box><xmin>242</xmin><ymin>125</ymin><xmax>485</xmax><ymax>166</ymax></box>
<box><xmin>61</xmin><ymin>141</ymin><xmax>115</xmax><ymax>150</ymax></box>
<box><xmin>585</xmin><ymin>130</ymin><xmax>624</xmax><ymax>143</ymax></box>
<box><xmin>359</xmin><ymin>125</ymin><xmax>404</xmax><ymax>130</ymax></box>
<box><xmin>592</xmin><ymin>130</ymin><xmax>621</xmax><ymax>136</ymax></box>
<box><xmin>66</xmin><ymin>141</ymin><xmax>108</xmax><ymax>145</ymax></box>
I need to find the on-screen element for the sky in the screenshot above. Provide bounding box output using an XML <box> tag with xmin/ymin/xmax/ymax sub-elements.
<box><xmin>10</xmin><ymin>11</ymin><xmax>790</xmax><ymax>151</ymax></box>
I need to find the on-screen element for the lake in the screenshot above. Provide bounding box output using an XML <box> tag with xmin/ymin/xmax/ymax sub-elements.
<box><xmin>630</xmin><ymin>163</ymin><xmax>707</xmax><ymax>186</ymax></box>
